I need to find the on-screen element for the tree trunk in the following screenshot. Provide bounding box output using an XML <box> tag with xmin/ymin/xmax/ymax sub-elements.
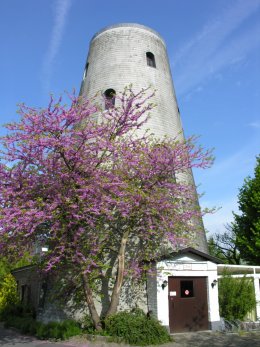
<box><xmin>81</xmin><ymin>272</ymin><xmax>102</xmax><ymax>330</ymax></box>
<box><xmin>106</xmin><ymin>230</ymin><xmax>129</xmax><ymax>317</ymax></box>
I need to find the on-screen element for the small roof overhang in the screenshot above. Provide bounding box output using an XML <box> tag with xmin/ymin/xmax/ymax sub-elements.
<box><xmin>160</xmin><ymin>247</ymin><xmax>222</xmax><ymax>264</ymax></box>
<box><xmin>11</xmin><ymin>264</ymin><xmax>37</xmax><ymax>275</ymax></box>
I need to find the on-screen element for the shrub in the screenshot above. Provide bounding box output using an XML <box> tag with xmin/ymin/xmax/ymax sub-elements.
<box><xmin>105</xmin><ymin>309</ymin><xmax>171</xmax><ymax>346</ymax></box>
<box><xmin>2</xmin><ymin>302</ymin><xmax>81</xmax><ymax>341</ymax></box>
<box><xmin>60</xmin><ymin>320</ymin><xmax>82</xmax><ymax>339</ymax></box>
<box><xmin>1</xmin><ymin>302</ymin><xmax>36</xmax><ymax>321</ymax></box>
<box><xmin>0</xmin><ymin>274</ymin><xmax>19</xmax><ymax>317</ymax></box>
<box><xmin>35</xmin><ymin>320</ymin><xmax>82</xmax><ymax>340</ymax></box>
<box><xmin>4</xmin><ymin>315</ymin><xmax>40</xmax><ymax>334</ymax></box>
<box><xmin>81</xmin><ymin>314</ymin><xmax>95</xmax><ymax>333</ymax></box>
<box><xmin>218</xmin><ymin>271</ymin><xmax>256</xmax><ymax>320</ymax></box>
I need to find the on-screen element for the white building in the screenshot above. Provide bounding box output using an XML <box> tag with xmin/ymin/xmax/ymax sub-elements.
<box><xmin>150</xmin><ymin>247</ymin><xmax>222</xmax><ymax>332</ymax></box>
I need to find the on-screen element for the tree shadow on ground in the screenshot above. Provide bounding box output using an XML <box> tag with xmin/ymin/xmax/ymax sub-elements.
<box><xmin>0</xmin><ymin>325</ymin><xmax>36</xmax><ymax>346</ymax></box>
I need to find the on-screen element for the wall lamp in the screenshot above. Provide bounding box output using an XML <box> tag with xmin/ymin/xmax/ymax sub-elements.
<box><xmin>211</xmin><ymin>279</ymin><xmax>218</xmax><ymax>288</ymax></box>
<box><xmin>162</xmin><ymin>280</ymin><xmax>168</xmax><ymax>290</ymax></box>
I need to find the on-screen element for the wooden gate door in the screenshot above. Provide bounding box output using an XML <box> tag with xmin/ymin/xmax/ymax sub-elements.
<box><xmin>168</xmin><ymin>276</ymin><xmax>209</xmax><ymax>333</ymax></box>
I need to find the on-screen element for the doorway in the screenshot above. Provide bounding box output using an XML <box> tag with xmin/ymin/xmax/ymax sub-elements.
<box><xmin>168</xmin><ymin>276</ymin><xmax>209</xmax><ymax>332</ymax></box>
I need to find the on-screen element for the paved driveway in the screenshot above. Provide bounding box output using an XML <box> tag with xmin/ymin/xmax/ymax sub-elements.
<box><xmin>1</xmin><ymin>323</ymin><xmax>260</xmax><ymax>347</ymax></box>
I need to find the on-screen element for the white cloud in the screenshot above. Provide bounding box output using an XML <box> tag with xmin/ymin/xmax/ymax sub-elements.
<box><xmin>248</xmin><ymin>121</ymin><xmax>260</xmax><ymax>128</ymax></box>
<box><xmin>172</xmin><ymin>0</ymin><xmax>260</xmax><ymax>96</ymax></box>
<box><xmin>42</xmin><ymin>0</ymin><xmax>72</xmax><ymax>92</ymax></box>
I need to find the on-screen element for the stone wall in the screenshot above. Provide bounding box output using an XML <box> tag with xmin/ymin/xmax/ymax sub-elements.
<box><xmin>12</xmin><ymin>265</ymin><xmax>150</xmax><ymax>323</ymax></box>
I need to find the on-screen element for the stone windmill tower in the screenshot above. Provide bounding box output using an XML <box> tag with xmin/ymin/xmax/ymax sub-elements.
<box><xmin>79</xmin><ymin>23</ymin><xmax>208</xmax><ymax>253</ymax></box>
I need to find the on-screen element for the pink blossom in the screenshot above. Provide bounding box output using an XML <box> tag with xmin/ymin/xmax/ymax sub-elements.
<box><xmin>0</xmin><ymin>87</ymin><xmax>213</xmax><ymax>315</ymax></box>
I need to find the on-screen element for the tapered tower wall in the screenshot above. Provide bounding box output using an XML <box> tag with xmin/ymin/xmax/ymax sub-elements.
<box><xmin>80</xmin><ymin>23</ymin><xmax>208</xmax><ymax>253</ymax></box>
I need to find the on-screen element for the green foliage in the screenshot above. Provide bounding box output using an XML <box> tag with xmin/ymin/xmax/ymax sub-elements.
<box><xmin>1</xmin><ymin>302</ymin><xmax>36</xmax><ymax>320</ymax></box>
<box><xmin>208</xmin><ymin>226</ymin><xmax>241</xmax><ymax>264</ymax></box>
<box><xmin>0</xmin><ymin>252</ymin><xmax>33</xmax><ymax>318</ymax></box>
<box><xmin>35</xmin><ymin>320</ymin><xmax>82</xmax><ymax>340</ymax></box>
<box><xmin>208</xmin><ymin>156</ymin><xmax>260</xmax><ymax>266</ymax></box>
<box><xmin>208</xmin><ymin>236</ymin><xmax>230</xmax><ymax>263</ymax></box>
<box><xmin>0</xmin><ymin>274</ymin><xmax>19</xmax><ymax>316</ymax></box>
<box><xmin>3</xmin><ymin>301</ymin><xmax>39</xmax><ymax>333</ymax></box>
<box><xmin>1</xmin><ymin>300</ymin><xmax>81</xmax><ymax>340</ymax></box>
<box><xmin>4</xmin><ymin>316</ymin><xmax>40</xmax><ymax>335</ymax></box>
<box><xmin>218</xmin><ymin>271</ymin><xmax>256</xmax><ymax>320</ymax></box>
<box><xmin>4</xmin><ymin>314</ymin><xmax>81</xmax><ymax>340</ymax></box>
<box><xmin>0</xmin><ymin>258</ymin><xmax>10</xmax><ymax>283</ymax></box>
<box><xmin>0</xmin><ymin>253</ymin><xmax>32</xmax><ymax>283</ymax></box>
<box><xmin>232</xmin><ymin>156</ymin><xmax>260</xmax><ymax>264</ymax></box>
<box><xmin>80</xmin><ymin>314</ymin><xmax>95</xmax><ymax>333</ymax></box>
<box><xmin>104</xmin><ymin>309</ymin><xmax>171</xmax><ymax>346</ymax></box>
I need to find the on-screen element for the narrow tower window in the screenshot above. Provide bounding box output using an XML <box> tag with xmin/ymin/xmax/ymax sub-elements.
<box><xmin>146</xmin><ymin>52</ymin><xmax>156</xmax><ymax>68</ymax></box>
<box><xmin>104</xmin><ymin>88</ymin><xmax>116</xmax><ymax>109</ymax></box>
<box><xmin>83</xmin><ymin>62</ymin><xmax>89</xmax><ymax>79</ymax></box>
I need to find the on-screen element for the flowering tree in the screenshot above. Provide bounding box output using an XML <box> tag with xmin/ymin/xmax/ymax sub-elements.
<box><xmin>0</xmin><ymin>87</ymin><xmax>212</xmax><ymax>329</ymax></box>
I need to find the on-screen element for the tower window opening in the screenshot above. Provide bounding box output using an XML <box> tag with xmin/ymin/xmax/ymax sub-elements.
<box><xmin>83</xmin><ymin>62</ymin><xmax>89</xmax><ymax>79</ymax></box>
<box><xmin>104</xmin><ymin>88</ymin><xmax>116</xmax><ymax>109</ymax></box>
<box><xmin>146</xmin><ymin>52</ymin><xmax>156</xmax><ymax>68</ymax></box>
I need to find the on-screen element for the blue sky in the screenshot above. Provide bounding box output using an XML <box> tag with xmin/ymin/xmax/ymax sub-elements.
<box><xmin>1</xmin><ymin>0</ymin><xmax>260</xmax><ymax>236</ymax></box>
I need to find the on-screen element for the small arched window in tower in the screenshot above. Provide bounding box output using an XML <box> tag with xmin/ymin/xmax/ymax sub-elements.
<box><xmin>146</xmin><ymin>52</ymin><xmax>156</xmax><ymax>68</ymax></box>
<box><xmin>104</xmin><ymin>88</ymin><xmax>116</xmax><ymax>109</ymax></box>
<box><xmin>83</xmin><ymin>62</ymin><xmax>89</xmax><ymax>79</ymax></box>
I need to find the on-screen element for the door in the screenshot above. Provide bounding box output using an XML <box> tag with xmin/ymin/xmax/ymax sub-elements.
<box><xmin>168</xmin><ymin>276</ymin><xmax>209</xmax><ymax>332</ymax></box>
